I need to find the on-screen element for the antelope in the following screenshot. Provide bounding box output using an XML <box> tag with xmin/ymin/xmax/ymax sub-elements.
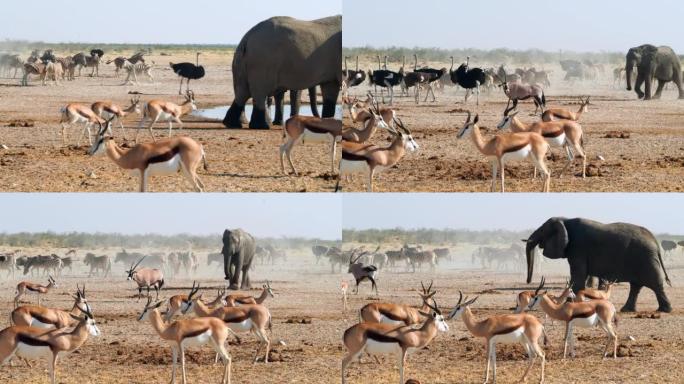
<box><xmin>58</xmin><ymin>103</ymin><xmax>106</xmax><ymax>145</ymax></box>
<box><xmin>280</xmin><ymin>116</ymin><xmax>343</xmax><ymax>176</ymax></box>
<box><xmin>497</xmin><ymin>106</ymin><xmax>586</xmax><ymax>178</ymax></box>
<box><xmin>183</xmin><ymin>291</ymin><xmax>272</xmax><ymax>363</ymax></box>
<box><xmin>526</xmin><ymin>277</ymin><xmax>618</xmax><ymax>359</ymax></box>
<box><xmin>137</xmin><ymin>91</ymin><xmax>197</xmax><ymax>142</ymax></box>
<box><xmin>14</xmin><ymin>276</ymin><xmax>57</xmax><ymax>308</ymax></box>
<box><xmin>541</xmin><ymin>96</ymin><xmax>591</xmax><ymax>122</ymax></box>
<box><xmin>335</xmin><ymin>118</ymin><xmax>418</xmax><ymax>192</ymax></box>
<box><xmin>575</xmin><ymin>280</ymin><xmax>617</xmax><ymax>302</ymax></box>
<box><xmin>225</xmin><ymin>280</ymin><xmax>274</xmax><ymax>307</ymax></box>
<box><xmin>515</xmin><ymin>279</ymin><xmax>576</xmax><ymax>313</ymax></box>
<box><xmin>166</xmin><ymin>283</ymin><xmax>227</xmax><ymax>321</ymax></box>
<box><xmin>340</xmin><ymin>96</ymin><xmax>391</xmax><ymax>143</ymax></box>
<box><xmin>359</xmin><ymin>281</ymin><xmax>436</xmax><ymax>326</ymax></box>
<box><xmin>457</xmin><ymin>111</ymin><xmax>551</xmax><ymax>192</ymax></box>
<box><xmin>138</xmin><ymin>297</ymin><xmax>233</xmax><ymax>384</ymax></box>
<box><xmin>341</xmin><ymin>280</ymin><xmax>349</xmax><ymax>312</ymax></box>
<box><xmin>347</xmin><ymin>249</ymin><xmax>379</xmax><ymax>295</ymax></box>
<box><xmin>91</xmin><ymin>97</ymin><xmax>142</xmax><ymax>139</ymax></box>
<box><xmin>126</xmin><ymin>257</ymin><xmax>165</xmax><ymax>301</ymax></box>
<box><xmin>341</xmin><ymin>298</ymin><xmax>448</xmax><ymax>384</ymax></box>
<box><xmin>89</xmin><ymin>120</ymin><xmax>208</xmax><ymax>192</ymax></box>
<box><xmin>501</xmin><ymin>74</ymin><xmax>546</xmax><ymax>114</ymax></box>
<box><xmin>12</xmin><ymin>284</ymin><xmax>91</xmax><ymax>329</ymax></box>
<box><xmin>0</xmin><ymin>304</ymin><xmax>100</xmax><ymax>384</ymax></box>
<box><xmin>343</xmin><ymin>93</ymin><xmax>396</xmax><ymax>128</ymax></box>
<box><xmin>448</xmin><ymin>291</ymin><xmax>546</xmax><ymax>384</ymax></box>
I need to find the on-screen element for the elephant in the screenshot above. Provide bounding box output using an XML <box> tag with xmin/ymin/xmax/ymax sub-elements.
<box><xmin>525</xmin><ymin>217</ymin><xmax>672</xmax><ymax>313</ymax></box>
<box><xmin>625</xmin><ymin>44</ymin><xmax>684</xmax><ymax>100</ymax></box>
<box><xmin>222</xmin><ymin>228</ymin><xmax>256</xmax><ymax>290</ymax></box>
<box><xmin>224</xmin><ymin>15</ymin><xmax>341</xmax><ymax>129</ymax></box>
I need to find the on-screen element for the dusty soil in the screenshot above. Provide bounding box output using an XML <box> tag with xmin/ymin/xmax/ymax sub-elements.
<box><xmin>0</xmin><ymin>245</ymin><xmax>682</xmax><ymax>383</ymax></box>
<box><xmin>1</xmin><ymin>54</ymin><xmax>683</xmax><ymax>192</ymax></box>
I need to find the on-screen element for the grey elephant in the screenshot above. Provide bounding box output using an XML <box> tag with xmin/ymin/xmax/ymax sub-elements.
<box><xmin>222</xmin><ymin>228</ymin><xmax>256</xmax><ymax>290</ymax></box>
<box><xmin>525</xmin><ymin>217</ymin><xmax>672</xmax><ymax>313</ymax></box>
<box><xmin>224</xmin><ymin>15</ymin><xmax>341</xmax><ymax>129</ymax></box>
<box><xmin>625</xmin><ymin>44</ymin><xmax>684</xmax><ymax>100</ymax></box>
<box><xmin>270</xmin><ymin>87</ymin><xmax>320</xmax><ymax>126</ymax></box>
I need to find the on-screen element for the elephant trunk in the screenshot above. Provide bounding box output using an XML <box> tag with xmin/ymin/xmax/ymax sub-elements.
<box><xmin>525</xmin><ymin>239</ymin><xmax>538</xmax><ymax>283</ymax></box>
<box><xmin>625</xmin><ymin>59</ymin><xmax>634</xmax><ymax>91</ymax></box>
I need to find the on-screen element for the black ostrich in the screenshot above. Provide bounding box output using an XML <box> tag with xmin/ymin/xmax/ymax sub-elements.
<box><xmin>368</xmin><ymin>56</ymin><xmax>403</xmax><ymax>105</ymax></box>
<box><xmin>412</xmin><ymin>54</ymin><xmax>446</xmax><ymax>102</ymax></box>
<box><xmin>90</xmin><ymin>49</ymin><xmax>104</xmax><ymax>58</ymax></box>
<box><xmin>449</xmin><ymin>56</ymin><xmax>486</xmax><ymax>105</ymax></box>
<box><xmin>170</xmin><ymin>52</ymin><xmax>205</xmax><ymax>95</ymax></box>
<box><xmin>343</xmin><ymin>56</ymin><xmax>366</xmax><ymax>87</ymax></box>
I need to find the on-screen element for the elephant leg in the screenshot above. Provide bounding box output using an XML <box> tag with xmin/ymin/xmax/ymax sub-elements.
<box><xmin>272</xmin><ymin>91</ymin><xmax>285</xmax><ymax>126</ymax></box>
<box><xmin>241</xmin><ymin>266</ymin><xmax>251</xmax><ymax>289</ymax></box>
<box><xmin>621</xmin><ymin>282</ymin><xmax>642</xmax><ymax>312</ymax></box>
<box><xmin>290</xmin><ymin>89</ymin><xmax>302</xmax><ymax>117</ymax></box>
<box><xmin>320</xmin><ymin>81</ymin><xmax>340</xmax><ymax>118</ymax></box>
<box><xmin>224</xmin><ymin>98</ymin><xmax>248</xmax><ymax>129</ymax></box>
<box><xmin>249</xmin><ymin>94</ymin><xmax>271</xmax><ymax>129</ymax></box>
<box><xmin>643</xmin><ymin>73</ymin><xmax>652</xmax><ymax>100</ymax></box>
<box><xmin>231</xmin><ymin>258</ymin><xmax>243</xmax><ymax>290</ymax></box>
<box><xmin>653</xmin><ymin>79</ymin><xmax>666</xmax><ymax>99</ymax></box>
<box><xmin>309</xmin><ymin>87</ymin><xmax>320</xmax><ymax>117</ymax></box>
<box><xmin>634</xmin><ymin>74</ymin><xmax>645</xmax><ymax>99</ymax></box>
<box><xmin>651</xmin><ymin>284</ymin><xmax>672</xmax><ymax>313</ymax></box>
<box><xmin>568</xmin><ymin>259</ymin><xmax>588</xmax><ymax>294</ymax></box>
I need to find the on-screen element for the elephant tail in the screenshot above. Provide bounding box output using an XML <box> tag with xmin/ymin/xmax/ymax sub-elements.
<box><xmin>656</xmin><ymin>247</ymin><xmax>672</xmax><ymax>286</ymax></box>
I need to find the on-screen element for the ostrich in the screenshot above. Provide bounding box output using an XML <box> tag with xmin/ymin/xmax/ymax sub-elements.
<box><xmin>170</xmin><ymin>52</ymin><xmax>206</xmax><ymax>95</ymax></box>
<box><xmin>368</xmin><ymin>56</ymin><xmax>403</xmax><ymax>105</ymax></box>
<box><xmin>449</xmin><ymin>56</ymin><xmax>486</xmax><ymax>105</ymax></box>
<box><xmin>343</xmin><ymin>56</ymin><xmax>366</xmax><ymax>88</ymax></box>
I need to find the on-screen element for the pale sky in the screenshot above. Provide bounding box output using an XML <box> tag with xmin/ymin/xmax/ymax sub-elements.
<box><xmin>343</xmin><ymin>194</ymin><xmax>684</xmax><ymax>235</ymax></box>
<box><xmin>0</xmin><ymin>194</ymin><xmax>341</xmax><ymax>240</ymax></box>
<box><xmin>0</xmin><ymin>1</ymin><xmax>341</xmax><ymax>44</ymax></box>
<box><xmin>344</xmin><ymin>0</ymin><xmax>684</xmax><ymax>53</ymax></box>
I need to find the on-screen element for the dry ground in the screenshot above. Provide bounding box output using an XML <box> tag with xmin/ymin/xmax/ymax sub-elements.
<box><xmin>0</xmin><ymin>245</ymin><xmax>682</xmax><ymax>383</ymax></box>
<box><xmin>1</xmin><ymin>54</ymin><xmax>683</xmax><ymax>192</ymax></box>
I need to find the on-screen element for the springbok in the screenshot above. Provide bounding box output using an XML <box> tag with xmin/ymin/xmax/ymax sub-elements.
<box><xmin>166</xmin><ymin>283</ymin><xmax>227</xmax><ymax>321</ymax></box>
<box><xmin>341</xmin><ymin>298</ymin><xmax>448</xmax><ymax>384</ymax></box>
<box><xmin>457</xmin><ymin>111</ymin><xmax>550</xmax><ymax>192</ymax></box>
<box><xmin>335</xmin><ymin>118</ymin><xmax>418</xmax><ymax>192</ymax></box>
<box><xmin>89</xmin><ymin>119</ymin><xmax>208</xmax><ymax>192</ymax></box>
<box><xmin>136</xmin><ymin>91</ymin><xmax>197</xmax><ymax>142</ymax></box>
<box><xmin>497</xmin><ymin>106</ymin><xmax>586</xmax><ymax>178</ymax></box>
<box><xmin>138</xmin><ymin>297</ymin><xmax>233</xmax><ymax>384</ymax></box>
<box><xmin>12</xmin><ymin>284</ymin><xmax>91</xmax><ymax>329</ymax></box>
<box><xmin>449</xmin><ymin>291</ymin><xmax>546</xmax><ymax>384</ymax></box>
<box><xmin>14</xmin><ymin>276</ymin><xmax>57</xmax><ymax>308</ymax></box>
<box><xmin>359</xmin><ymin>281</ymin><xmax>436</xmax><ymax>326</ymax></box>
<box><xmin>0</xmin><ymin>304</ymin><xmax>100</xmax><ymax>384</ymax></box>
<box><xmin>125</xmin><ymin>257</ymin><xmax>164</xmax><ymax>300</ymax></box>
<box><xmin>526</xmin><ymin>277</ymin><xmax>618</xmax><ymax>359</ymax></box>
<box><xmin>225</xmin><ymin>281</ymin><xmax>274</xmax><ymax>306</ymax></box>
<box><xmin>575</xmin><ymin>280</ymin><xmax>617</xmax><ymax>302</ymax></box>
<box><xmin>541</xmin><ymin>96</ymin><xmax>591</xmax><ymax>122</ymax></box>
<box><xmin>183</xmin><ymin>290</ymin><xmax>272</xmax><ymax>363</ymax></box>
<box><xmin>280</xmin><ymin>116</ymin><xmax>343</xmax><ymax>176</ymax></box>
<box><xmin>58</xmin><ymin>103</ymin><xmax>106</xmax><ymax>145</ymax></box>
<box><xmin>515</xmin><ymin>279</ymin><xmax>575</xmax><ymax>314</ymax></box>
<box><xmin>91</xmin><ymin>97</ymin><xmax>142</xmax><ymax>139</ymax></box>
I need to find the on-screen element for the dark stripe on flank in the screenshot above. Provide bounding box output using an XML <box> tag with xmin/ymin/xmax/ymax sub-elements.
<box><xmin>572</xmin><ymin>309</ymin><xmax>596</xmax><ymax>319</ymax></box>
<box><xmin>30</xmin><ymin>312</ymin><xmax>54</xmax><ymax>325</ymax></box>
<box><xmin>223</xmin><ymin>312</ymin><xmax>250</xmax><ymax>323</ymax></box>
<box><xmin>26</xmin><ymin>286</ymin><xmax>42</xmax><ymax>292</ymax></box>
<box><xmin>366</xmin><ymin>330</ymin><xmax>401</xmax><ymax>344</ymax></box>
<box><xmin>378</xmin><ymin>309</ymin><xmax>405</xmax><ymax>322</ymax></box>
<box><xmin>185</xmin><ymin>327</ymin><xmax>209</xmax><ymax>338</ymax></box>
<box><xmin>542</xmin><ymin>130</ymin><xmax>564</xmax><ymax>138</ymax></box>
<box><xmin>305</xmin><ymin>125</ymin><xmax>333</xmax><ymax>135</ymax></box>
<box><xmin>493</xmin><ymin>324</ymin><xmax>522</xmax><ymax>336</ymax></box>
<box><xmin>503</xmin><ymin>143</ymin><xmax>529</xmax><ymax>154</ymax></box>
<box><xmin>18</xmin><ymin>334</ymin><xmax>53</xmax><ymax>349</ymax></box>
<box><xmin>342</xmin><ymin>151</ymin><xmax>368</xmax><ymax>162</ymax></box>
<box><xmin>146</xmin><ymin>146</ymin><xmax>180</xmax><ymax>166</ymax></box>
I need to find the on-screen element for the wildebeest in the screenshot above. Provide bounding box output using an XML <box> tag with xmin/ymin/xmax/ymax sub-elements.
<box><xmin>661</xmin><ymin>240</ymin><xmax>677</xmax><ymax>255</ymax></box>
<box><xmin>83</xmin><ymin>253</ymin><xmax>112</xmax><ymax>277</ymax></box>
<box><xmin>312</xmin><ymin>245</ymin><xmax>329</xmax><ymax>264</ymax></box>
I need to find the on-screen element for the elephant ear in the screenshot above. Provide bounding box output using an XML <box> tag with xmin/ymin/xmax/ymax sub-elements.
<box><xmin>541</xmin><ymin>218</ymin><xmax>569</xmax><ymax>259</ymax></box>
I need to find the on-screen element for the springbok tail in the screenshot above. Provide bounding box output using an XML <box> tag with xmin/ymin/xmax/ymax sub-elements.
<box><xmin>201</xmin><ymin>146</ymin><xmax>209</xmax><ymax>171</ymax></box>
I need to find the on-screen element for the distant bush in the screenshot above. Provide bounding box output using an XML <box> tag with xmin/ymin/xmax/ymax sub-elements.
<box><xmin>0</xmin><ymin>40</ymin><xmax>235</xmax><ymax>55</ymax></box>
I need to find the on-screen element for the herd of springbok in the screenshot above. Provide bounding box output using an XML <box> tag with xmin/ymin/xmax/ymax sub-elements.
<box><xmin>0</xmin><ymin>254</ymin><xmax>277</xmax><ymax>384</ymax></box>
<box><xmin>342</xmin><ymin>277</ymin><xmax>619</xmax><ymax>384</ymax></box>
